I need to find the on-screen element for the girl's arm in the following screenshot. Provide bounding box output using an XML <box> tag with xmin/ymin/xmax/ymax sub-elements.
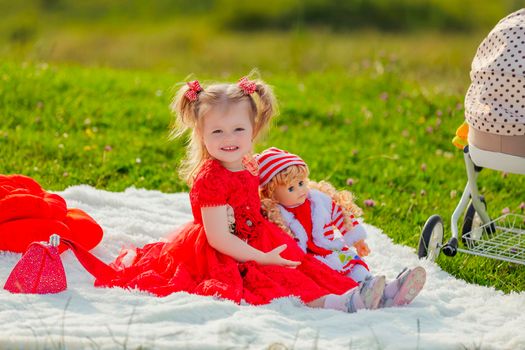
<box><xmin>201</xmin><ymin>206</ymin><xmax>300</xmax><ymax>268</ymax></box>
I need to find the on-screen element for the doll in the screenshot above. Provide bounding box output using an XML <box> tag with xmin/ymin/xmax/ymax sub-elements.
<box><xmin>257</xmin><ymin>147</ymin><xmax>426</xmax><ymax>307</ymax></box>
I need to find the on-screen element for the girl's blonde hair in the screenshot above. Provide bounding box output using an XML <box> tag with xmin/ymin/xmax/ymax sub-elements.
<box><xmin>169</xmin><ymin>75</ymin><xmax>277</xmax><ymax>185</ymax></box>
<box><xmin>260</xmin><ymin>164</ymin><xmax>362</xmax><ymax>237</ymax></box>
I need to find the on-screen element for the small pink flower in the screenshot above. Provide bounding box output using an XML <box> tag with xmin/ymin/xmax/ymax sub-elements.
<box><xmin>379</xmin><ymin>92</ymin><xmax>389</xmax><ymax>101</ymax></box>
<box><xmin>352</xmin><ymin>149</ymin><xmax>359</xmax><ymax>156</ymax></box>
<box><xmin>502</xmin><ymin>207</ymin><xmax>510</xmax><ymax>214</ymax></box>
<box><xmin>63</xmin><ymin>172</ymin><xmax>69</xmax><ymax>177</ymax></box>
<box><xmin>364</xmin><ymin>199</ymin><xmax>376</xmax><ymax>207</ymax></box>
<box><xmin>104</xmin><ymin>145</ymin><xmax>113</xmax><ymax>152</ymax></box>
<box><xmin>421</xmin><ymin>163</ymin><xmax>427</xmax><ymax>172</ymax></box>
<box><xmin>346</xmin><ymin>178</ymin><xmax>355</xmax><ymax>186</ymax></box>
<box><xmin>425</xmin><ymin>126</ymin><xmax>434</xmax><ymax>134</ymax></box>
<box><xmin>436</xmin><ymin>110</ymin><xmax>443</xmax><ymax>117</ymax></box>
<box><xmin>520</xmin><ymin>202</ymin><xmax>525</xmax><ymax>212</ymax></box>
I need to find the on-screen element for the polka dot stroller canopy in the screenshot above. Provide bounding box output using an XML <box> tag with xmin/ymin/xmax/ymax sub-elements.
<box><xmin>465</xmin><ymin>9</ymin><xmax>525</xmax><ymax>136</ymax></box>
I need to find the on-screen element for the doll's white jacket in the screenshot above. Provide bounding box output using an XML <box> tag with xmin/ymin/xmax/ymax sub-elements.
<box><xmin>277</xmin><ymin>189</ymin><xmax>367</xmax><ymax>272</ymax></box>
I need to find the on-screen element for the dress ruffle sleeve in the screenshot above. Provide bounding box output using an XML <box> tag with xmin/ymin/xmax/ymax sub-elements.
<box><xmin>191</xmin><ymin>161</ymin><xmax>229</xmax><ymax>208</ymax></box>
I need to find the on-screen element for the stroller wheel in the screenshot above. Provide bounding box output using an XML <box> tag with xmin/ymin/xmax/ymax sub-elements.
<box><xmin>462</xmin><ymin>196</ymin><xmax>495</xmax><ymax>248</ymax></box>
<box><xmin>418</xmin><ymin>215</ymin><xmax>444</xmax><ymax>261</ymax></box>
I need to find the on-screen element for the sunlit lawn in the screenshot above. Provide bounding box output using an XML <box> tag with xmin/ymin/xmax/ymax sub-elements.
<box><xmin>1</xmin><ymin>25</ymin><xmax>524</xmax><ymax>292</ymax></box>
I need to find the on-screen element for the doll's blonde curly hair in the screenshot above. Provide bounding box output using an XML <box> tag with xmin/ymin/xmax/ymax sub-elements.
<box><xmin>260</xmin><ymin>164</ymin><xmax>362</xmax><ymax>238</ymax></box>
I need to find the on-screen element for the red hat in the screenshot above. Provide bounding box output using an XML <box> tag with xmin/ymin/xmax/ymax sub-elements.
<box><xmin>255</xmin><ymin>147</ymin><xmax>308</xmax><ymax>186</ymax></box>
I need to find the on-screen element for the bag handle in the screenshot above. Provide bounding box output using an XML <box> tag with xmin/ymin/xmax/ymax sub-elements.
<box><xmin>51</xmin><ymin>234</ymin><xmax>117</xmax><ymax>283</ymax></box>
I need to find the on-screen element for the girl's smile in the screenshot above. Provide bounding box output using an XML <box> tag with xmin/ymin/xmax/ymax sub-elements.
<box><xmin>220</xmin><ymin>146</ymin><xmax>239</xmax><ymax>152</ymax></box>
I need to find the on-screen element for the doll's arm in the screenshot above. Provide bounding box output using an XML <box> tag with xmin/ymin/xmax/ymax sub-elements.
<box><xmin>331</xmin><ymin>200</ymin><xmax>369</xmax><ymax>254</ymax></box>
<box><xmin>201</xmin><ymin>206</ymin><xmax>300</xmax><ymax>268</ymax></box>
<box><xmin>342</xmin><ymin>222</ymin><xmax>367</xmax><ymax>247</ymax></box>
<box><xmin>311</xmin><ymin>229</ymin><xmax>345</xmax><ymax>251</ymax></box>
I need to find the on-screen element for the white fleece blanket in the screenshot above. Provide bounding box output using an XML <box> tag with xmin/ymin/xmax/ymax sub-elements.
<box><xmin>0</xmin><ymin>186</ymin><xmax>524</xmax><ymax>350</ymax></box>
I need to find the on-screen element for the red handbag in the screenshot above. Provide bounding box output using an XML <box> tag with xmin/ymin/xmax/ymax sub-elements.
<box><xmin>4</xmin><ymin>234</ymin><xmax>116</xmax><ymax>294</ymax></box>
<box><xmin>4</xmin><ymin>234</ymin><xmax>66</xmax><ymax>294</ymax></box>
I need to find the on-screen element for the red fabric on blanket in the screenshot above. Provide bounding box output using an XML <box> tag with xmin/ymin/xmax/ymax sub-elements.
<box><xmin>0</xmin><ymin>175</ymin><xmax>103</xmax><ymax>253</ymax></box>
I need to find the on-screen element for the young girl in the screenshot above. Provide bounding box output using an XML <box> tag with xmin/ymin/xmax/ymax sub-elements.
<box><xmin>95</xmin><ymin>76</ymin><xmax>389</xmax><ymax>313</ymax></box>
<box><xmin>257</xmin><ymin>147</ymin><xmax>426</xmax><ymax>307</ymax></box>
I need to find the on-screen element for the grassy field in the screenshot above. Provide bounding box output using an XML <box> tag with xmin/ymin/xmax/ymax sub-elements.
<box><xmin>1</xmin><ymin>23</ymin><xmax>525</xmax><ymax>293</ymax></box>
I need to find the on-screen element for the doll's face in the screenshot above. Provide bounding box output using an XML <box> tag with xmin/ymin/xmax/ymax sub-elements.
<box><xmin>201</xmin><ymin>101</ymin><xmax>254</xmax><ymax>171</ymax></box>
<box><xmin>273</xmin><ymin>175</ymin><xmax>309</xmax><ymax>208</ymax></box>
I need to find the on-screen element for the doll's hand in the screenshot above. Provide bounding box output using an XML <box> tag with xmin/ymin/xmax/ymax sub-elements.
<box><xmin>262</xmin><ymin>244</ymin><xmax>301</xmax><ymax>268</ymax></box>
<box><xmin>354</xmin><ymin>240</ymin><xmax>370</xmax><ymax>257</ymax></box>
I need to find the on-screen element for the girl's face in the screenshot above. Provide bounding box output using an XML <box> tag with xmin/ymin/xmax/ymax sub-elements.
<box><xmin>201</xmin><ymin>101</ymin><xmax>254</xmax><ymax>171</ymax></box>
<box><xmin>273</xmin><ymin>175</ymin><xmax>309</xmax><ymax>208</ymax></box>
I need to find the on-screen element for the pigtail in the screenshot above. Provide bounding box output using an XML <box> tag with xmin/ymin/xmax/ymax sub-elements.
<box><xmin>252</xmin><ymin>80</ymin><xmax>278</xmax><ymax>139</ymax></box>
<box><xmin>309</xmin><ymin>180</ymin><xmax>363</xmax><ymax>230</ymax></box>
<box><xmin>169</xmin><ymin>84</ymin><xmax>199</xmax><ymax>139</ymax></box>
<box><xmin>169</xmin><ymin>82</ymin><xmax>209</xmax><ymax>185</ymax></box>
<box><xmin>238</xmin><ymin>70</ymin><xmax>278</xmax><ymax>139</ymax></box>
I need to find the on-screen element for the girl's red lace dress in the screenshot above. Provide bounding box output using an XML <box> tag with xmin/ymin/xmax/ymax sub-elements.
<box><xmin>96</xmin><ymin>159</ymin><xmax>357</xmax><ymax>304</ymax></box>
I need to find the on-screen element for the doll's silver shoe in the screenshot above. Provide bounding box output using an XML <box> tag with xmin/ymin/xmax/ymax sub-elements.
<box><xmin>346</xmin><ymin>275</ymin><xmax>386</xmax><ymax>313</ymax></box>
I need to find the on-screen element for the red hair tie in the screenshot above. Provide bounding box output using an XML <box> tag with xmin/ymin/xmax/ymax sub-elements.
<box><xmin>184</xmin><ymin>80</ymin><xmax>202</xmax><ymax>101</ymax></box>
<box><xmin>238</xmin><ymin>77</ymin><xmax>257</xmax><ymax>95</ymax></box>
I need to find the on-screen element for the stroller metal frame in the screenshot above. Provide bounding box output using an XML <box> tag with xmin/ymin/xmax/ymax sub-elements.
<box><xmin>419</xmin><ymin>145</ymin><xmax>525</xmax><ymax>265</ymax></box>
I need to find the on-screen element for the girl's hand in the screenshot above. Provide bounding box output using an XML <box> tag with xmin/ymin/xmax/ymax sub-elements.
<box><xmin>354</xmin><ymin>240</ymin><xmax>370</xmax><ymax>257</ymax></box>
<box><xmin>261</xmin><ymin>244</ymin><xmax>301</xmax><ymax>268</ymax></box>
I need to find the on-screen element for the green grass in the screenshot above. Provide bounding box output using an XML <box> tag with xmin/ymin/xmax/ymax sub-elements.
<box><xmin>1</xmin><ymin>25</ymin><xmax>524</xmax><ymax>293</ymax></box>
<box><xmin>2</xmin><ymin>58</ymin><xmax>524</xmax><ymax>293</ymax></box>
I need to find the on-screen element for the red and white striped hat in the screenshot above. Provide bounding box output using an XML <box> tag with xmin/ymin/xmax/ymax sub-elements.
<box><xmin>255</xmin><ymin>147</ymin><xmax>308</xmax><ymax>186</ymax></box>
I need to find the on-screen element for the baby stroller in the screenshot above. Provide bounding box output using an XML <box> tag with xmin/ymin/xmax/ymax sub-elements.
<box><xmin>418</xmin><ymin>10</ymin><xmax>525</xmax><ymax>265</ymax></box>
